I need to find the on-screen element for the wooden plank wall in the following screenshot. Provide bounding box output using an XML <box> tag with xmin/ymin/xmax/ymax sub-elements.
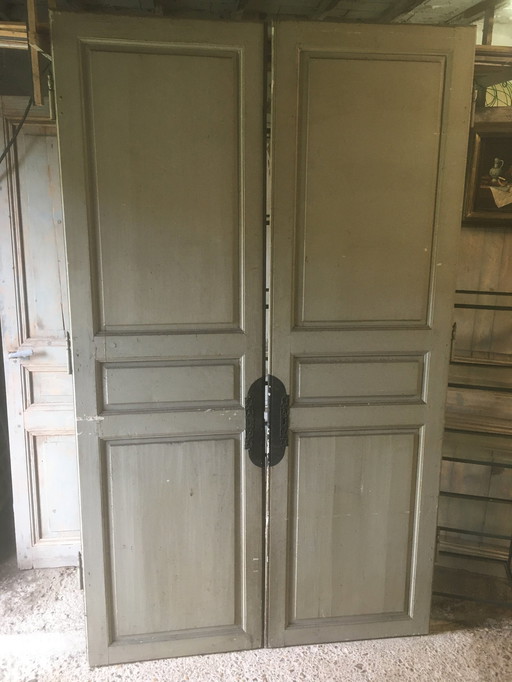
<box><xmin>457</xmin><ymin>226</ymin><xmax>512</xmax><ymax>293</ymax></box>
<box><xmin>440</xmin><ymin>225</ymin><xmax>512</xmax><ymax>565</ymax></box>
<box><xmin>447</xmin><ymin>227</ymin><xmax>512</xmax><ymax>430</ymax></box>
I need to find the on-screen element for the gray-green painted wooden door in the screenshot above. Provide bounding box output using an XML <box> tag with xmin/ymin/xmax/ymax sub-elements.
<box><xmin>52</xmin><ymin>13</ymin><xmax>265</xmax><ymax>665</ymax></box>
<box><xmin>52</xmin><ymin>11</ymin><xmax>474</xmax><ymax>665</ymax></box>
<box><xmin>267</xmin><ymin>21</ymin><xmax>474</xmax><ymax>646</ymax></box>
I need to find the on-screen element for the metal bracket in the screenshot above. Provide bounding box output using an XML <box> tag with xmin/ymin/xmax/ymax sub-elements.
<box><xmin>66</xmin><ymin>331</ymin><xmax>73</xmax><ymax>375</ymax></box>
<box><xmin>78</xmin><ymin>551</ymin><xmax>84</xmax><ymax>590</ymax></box>
<box><xmin>450</xmin><ymin>322</ymin><xmax>457</xmax><ymax>362</ymax></box>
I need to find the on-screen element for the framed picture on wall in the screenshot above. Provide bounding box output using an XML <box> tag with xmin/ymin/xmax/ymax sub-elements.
<box><xmin>464</xmin><ymin>127</ymin><xmax>512</xmax><ymax>222</ymax></box>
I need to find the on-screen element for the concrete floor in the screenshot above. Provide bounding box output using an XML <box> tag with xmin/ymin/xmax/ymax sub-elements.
<box><xmin>1</xmin><ymin>503</ymin><xmax>512</xmax><ymax>682</ymax></box>
<box><xmin>2</xmin><ymin>542</ymin><xmax>512</xmax><ymax>682</ymax></box>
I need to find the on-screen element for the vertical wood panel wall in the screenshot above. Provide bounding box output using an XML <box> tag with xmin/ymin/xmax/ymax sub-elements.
<box><xmin>440</xmin><ymin>222</ymin><xmax>512</xmax><ymax>566</ymax></box>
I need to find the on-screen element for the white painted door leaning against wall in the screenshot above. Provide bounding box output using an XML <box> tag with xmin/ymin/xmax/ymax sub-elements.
<box><xmin>0</xmin><ymin>99</ymin><xmax>79</xmax><ymax>569</ymax></box>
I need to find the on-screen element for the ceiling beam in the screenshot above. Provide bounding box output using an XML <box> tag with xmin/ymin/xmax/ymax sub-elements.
<box><xmin>447</xmin><ymin>0</ymin><xmax>508</xmax><ymax>25</ymax></box>
<box><xmin>448</xmin><ymin>0</ymin><xmax>489</xmax><ymax>24</ymax></box>
<box><xmin>235</xmin><ymin>0</ymin><xmax>263</xmax><ymax>16</ymax></box>
<box><xmin>311</xmin><ymin>0</ymin><xmax>343</xmax><ymax>20</ymax></box>
<box><xmin>474</xmin><ymin>46</ymin><xmax>512</xmax><ymax>86</ymax></box>
<box><xmin>0</xmin><ymin>21</ymin><xmax>49</xmax><ymax>53</ymax></box>
<box><xmin>27</xmin><ymin>0</ymin><xmax>43</xmax><ymax>106</ymax></box>
<box><xmin>27</xmin><ymin>0</ymin><xmax>51</xmax><ymax>107</ymax></box>
<box><xmin>378</xmin><ymin>0</ymin><xmax>426</xmax><ymax>23</ymax></box>
<box><xmin>475</xmin><ymin>65</ymin><xmax>512</xmax><ymax>88</ymax></box>
<box><xmin>235</xmin><ymin>0</ymin><xmax>253</xmax><ymax>13</ymax></box>
<box><xmin>482</xmin><ymin>0</ymin><xmax>497</xmax><ymax>44</ymax></box>
<box><xmin>0</xmin><ymin>22</ymin><xmax>28</xmax><ymax>49</ymax></box>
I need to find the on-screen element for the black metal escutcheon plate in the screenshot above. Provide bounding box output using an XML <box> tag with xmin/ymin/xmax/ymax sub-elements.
<box><xmin>267</xmin><ymin>375</ymin><xmax>289</xmax><ymax>468</ymax></box>
<box><xmin>245</xmin><ymin>376</ymin><xmax>266</xmax><ymax>468</ymax></box>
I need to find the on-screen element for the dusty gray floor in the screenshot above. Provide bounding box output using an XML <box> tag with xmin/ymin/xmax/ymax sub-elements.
<box><xmin>1</xmin><ymin>552</ymin><xmax>512</xmax><ymax>682</ymax></box>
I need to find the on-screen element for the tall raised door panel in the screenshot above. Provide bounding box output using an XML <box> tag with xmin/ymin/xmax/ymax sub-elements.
<box><xmin>51</xmin><ymin>11</ymin><xmax>475</xmax><ymax>665</ymax></box>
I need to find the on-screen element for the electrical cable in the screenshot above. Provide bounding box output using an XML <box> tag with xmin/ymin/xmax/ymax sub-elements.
<box><xmin>0</xmin><ymin>95</ymin><xmax>34</xmax><ymax>167</ymax></box>
<box><xmin>0</xmin><ymin>61</ymin><xmax>52</xmax><ymax>167</ymax></box>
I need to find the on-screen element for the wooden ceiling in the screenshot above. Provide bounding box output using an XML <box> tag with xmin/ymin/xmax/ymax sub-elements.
<box><xmin>144</xmin><ymin>0</ymin><xmax>507</xmax><ymax>24</ymax></box>
<box><xmin>2</xmin><ymin>0</ymin><xmax>510</xmax><ymax>104</ymax></box>
<box><xmin>0</xmin><ymin>0</ymin><xmax>510</xmax><ymax>25</ymax></box>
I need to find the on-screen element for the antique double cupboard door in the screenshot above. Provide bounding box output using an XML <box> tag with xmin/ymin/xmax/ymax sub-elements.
<box><xmin>52</xmin><ymin>12</ymin><xmax>474</xmax><ymax>665</ymax></box>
